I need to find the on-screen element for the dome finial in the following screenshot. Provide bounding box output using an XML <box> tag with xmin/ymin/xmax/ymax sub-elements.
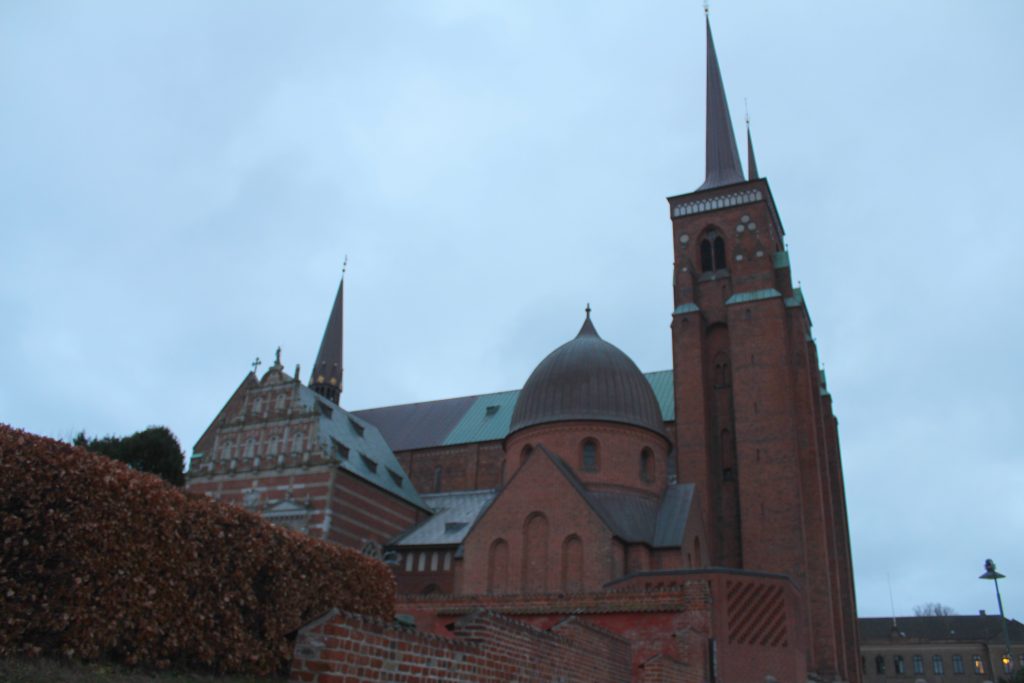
<box><xmin>585</xmin><ymin>302</ymin><xmax>591</xmax><ymax>319</ymax></box>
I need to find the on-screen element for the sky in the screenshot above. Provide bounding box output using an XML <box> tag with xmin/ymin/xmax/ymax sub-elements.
<box><xmin>2</xmin><ymin>1</ymin><xmax>1022</xmax><ymax>622</ymax></box>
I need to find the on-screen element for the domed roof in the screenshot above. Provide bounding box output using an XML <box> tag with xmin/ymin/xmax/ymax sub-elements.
<box><xmin>509</xmin><ymin>311</ymin><xmax>665</xmax><ymax>436</ymax></box>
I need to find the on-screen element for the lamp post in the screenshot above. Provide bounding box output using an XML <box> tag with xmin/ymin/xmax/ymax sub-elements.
<box><xmin>980</xmin><ymin>558</ymin><xmax>1013</xmax><ymax>674</ymax></box>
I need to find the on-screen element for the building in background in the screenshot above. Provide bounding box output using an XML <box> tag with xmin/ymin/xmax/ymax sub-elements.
<box><xmin>188</xmin><ymin>15</ymin><xmax>860</xmax><ymax>683</ymax></box>
<box><xmin>860</xmin><ymin>614</ymin><xmax>1024</xmax><ymax>682</ymax></box>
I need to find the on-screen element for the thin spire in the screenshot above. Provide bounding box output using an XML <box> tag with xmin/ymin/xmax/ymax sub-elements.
<box><xmin>746</xmin><ymin>110</ymin><xmax>759</xmax><ymax>181</ymax></box>
<box><xmin>310</xmin><ymin>262</ymin><xmax>346</xmax><ymax>405</ymax></box>
<box><xmin>697</xmin><ymin>14</ymin><xmax>745</xmax><ymax>191</ymax></box>
<box><xmin>577</xmin><ymin>304</ymin><xmax>599</xmax><ymax>338</ymax></box>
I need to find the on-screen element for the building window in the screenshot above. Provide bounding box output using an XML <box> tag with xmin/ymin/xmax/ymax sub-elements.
<box><xmin>348</xmin><ymin>417</ymin><xmax>364</xmax><ymax>437</ymax></box>
<box><xmin>417</xmin><ymin>552</ymin><xmax>426</xmax><ymax>572</ymax></box>
<box><xmin>433</xmin><ymin>465</ymin><xmax>442</xmax><ymax>492</ymax></box>
<box><xmin>699</xmin><ymin>231</ymin><xmax>727</xmax><ymax>272</ymax></box>
<box><xmin>430</xmin><ymin>551</ymin><xmax>439</xmax><ymax>571</ymax></box>
<box><xmin>894</xmin><ymin>655</ymin><xmax>905</xmax><ymax>674</ymax></box>
<box><xmin>387</xmin><ymin>468</ymin><xmax>403</xmax><ymax>487</ymax></box>
<box><xmin>581</xmin><ymin>440</ymin><xmax>598</xmax><ymax>472</ymax></box>
<box><xmin>972</xmin><ymin>655</ymin><xmax>984</xmax><ymax>674</ymax></box>
<box><xmin>404</xmin><ymin>552</ymin><xmax>413</xmax><ymax>572</ymax></box>
<box><xmin>443</xmin><ymin>552</ymin><xmax>452</xmax><ymax>571</ymax></box>
<box><xmin>932</xmin><ymin>654</ymin><xmax>944</xmax><ymax>674</ymax></box>
<box><xmin>331</xmin><ymin>437</ymin><xmax>348</xmax><ymax>460</ymax></box>
<box><xmin>912</xmin><ymin>655</ymin><xmax>923</xmax><ymax>674</ymax></box>
<box><xmin>360</xmin><ymin>453</ymin><xmax>377</xmax><ymax>473</ymax></box>
<box><xmin>875</xmin><ymin>655</ymin><xmax>886</xmax><ymax>674</ymax></box>
<box><xmin>640</xmin><ymin>448</ymin><xmax>654</xmax><ymax>482</ymax></box>
<box><xmin>952</xmin><ymin>654</ymin><xmax>964</xmax><ymax>674</ymax></box>
<box><xmin>522</xmin><ymin>444</ymin><xmax>533</xmax><ymax>463</ymax></box>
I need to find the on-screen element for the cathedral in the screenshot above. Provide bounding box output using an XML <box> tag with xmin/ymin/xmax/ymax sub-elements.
<box><xmin>187</xmin><ymin>17</ymin><xmax>859</xmax><ymax>683</ymax></box>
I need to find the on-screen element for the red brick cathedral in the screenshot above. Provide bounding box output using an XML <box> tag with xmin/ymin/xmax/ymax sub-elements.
<box><xmin>188</xmin><ymin>17</ymin><xmax>859</xmax><ymax>683</ymax></box>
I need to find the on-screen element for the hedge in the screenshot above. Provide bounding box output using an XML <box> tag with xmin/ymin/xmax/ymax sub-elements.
<box><xmin>0</xmin><ymin>424</ymin><xmax>395</xmax><ymax>675</ymax></box>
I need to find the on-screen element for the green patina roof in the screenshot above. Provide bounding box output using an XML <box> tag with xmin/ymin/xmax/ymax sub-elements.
<box><xmin>725</xmin><ymin>288</ymin><xmax>782</xmax><ymax>306</ymax></box>
<box><xmin>358</xmin><ymin>370</ymin><xmax>676</xmax><ymax>453</ymax></box>
<box><xmin>443</xmin><ymin>390</ymin><xmax>519</xmax><ymax>446</ymax></box>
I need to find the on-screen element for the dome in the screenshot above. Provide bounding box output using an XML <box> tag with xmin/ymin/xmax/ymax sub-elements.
<box><xmin>509</xmin><ymin>312</ymin><xmax>665</xmax><ymax>436</ymax></box>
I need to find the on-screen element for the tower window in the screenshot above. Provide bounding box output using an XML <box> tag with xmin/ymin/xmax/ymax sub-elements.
<box><xmin>581</xmin><ymin>440</ymin><xmax>598</xmax><ymax>472</ymax></box>
<box><xmin>640</xmin><ymin>448</ymin><xmax>654</xmax><ymax>483</ymax></box>
<box><xmin>700</xmin><ymin>230</ymin><xmax>727</xmax><ymax>272</ymax></box>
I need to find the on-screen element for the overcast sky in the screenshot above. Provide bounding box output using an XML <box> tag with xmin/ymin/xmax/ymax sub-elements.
<box><xmin>2</xmin><ymin>1</ymin><xmax>1022</xmax><ymax>621</ymax></box>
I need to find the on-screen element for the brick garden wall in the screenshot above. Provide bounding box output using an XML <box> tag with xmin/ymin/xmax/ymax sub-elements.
<box><xmin>289</xmin><ymin>608</ymin><xmax>631</xmax><ymax>683</ymax></box>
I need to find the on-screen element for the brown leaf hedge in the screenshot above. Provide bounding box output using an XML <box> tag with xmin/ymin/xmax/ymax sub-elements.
<box><xmin>0</xmin><ymin>425</ymin><xmax>395</xmax><ymax>675</ymax></box>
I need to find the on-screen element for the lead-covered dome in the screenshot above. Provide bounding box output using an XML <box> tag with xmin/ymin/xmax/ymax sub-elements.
<box><xmin>509</xmin><ymin>312</ymin><xmax>665</xmax><ymax>436</ymax></box>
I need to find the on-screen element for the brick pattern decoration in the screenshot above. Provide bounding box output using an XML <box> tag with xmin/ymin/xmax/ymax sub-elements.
<box><xmin>288</xmin><ymin>608</ymin><xmax>631</xmax><ymax>683</ymax></box>
<box><xmin>726</xmin><ymin>578</ymin><xmax>788</xmax><ymax>647</ymax></box>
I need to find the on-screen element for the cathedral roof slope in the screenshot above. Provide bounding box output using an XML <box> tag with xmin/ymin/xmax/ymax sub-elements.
<box><xmin>540</xmin><ymin>445</ymin><xmax>694</xmax><ymax>549</ymax></box>
<box><xmin>509</xmin><ymin>314</ymin><xmax>665</xmax><ymax>437</ymax></box>
<box><xmin>298</xmin><ymin>384</ymin><xmax>428</xmax><ymax>511</ymax></box>
<box><xmin>389</xmin><ymin>489</ymin><xmax>497</xmax><ymax>547</ymax></box>
<box><xmin>353</xmin><ymin>370</ymin><xmax>674</xmax><ymax>453</ymax></box>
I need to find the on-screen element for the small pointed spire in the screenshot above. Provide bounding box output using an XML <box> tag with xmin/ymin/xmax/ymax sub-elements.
<box><xmin>577</xmin><ymin>304</ymin><xmax>599</xmax><ymax>338</ymax></box>
<box><xmin>746</xmin><ymin>111</ymin><xmax>759</xmax><ymax>181</ymax></box>
<box><xmin>697</xmin><ymin>14</ymin><xmax>745</xmax><ymax>191</ymax></box>
<box><xmin>310</xmin><ymin>263</ymin><xmax>345</xmax><ymax>405</ymax></box>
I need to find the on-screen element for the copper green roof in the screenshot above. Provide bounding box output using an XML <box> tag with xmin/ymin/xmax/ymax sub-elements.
<box><xmin>354</xmin><ymin>370</ymin><xmax>674</xmax><ymax>453</ymax></box>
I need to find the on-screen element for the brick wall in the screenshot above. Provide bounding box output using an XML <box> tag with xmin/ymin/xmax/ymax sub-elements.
<box><xmin>289</xmin><ymin>608</ymin><xmax>631</xmax><ymax>683</ymax></box>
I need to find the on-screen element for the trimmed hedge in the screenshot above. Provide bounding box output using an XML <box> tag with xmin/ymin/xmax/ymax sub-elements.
<box><xmin>0</xmin><ymin>425</ymin><xmax>394</xmax><ymax>675</ymax></box>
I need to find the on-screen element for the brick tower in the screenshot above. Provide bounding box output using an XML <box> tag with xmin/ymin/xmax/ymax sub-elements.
<box><xmin>668</xmin><ymin>16</ymin><xmax>859</xmax><ymax>680</ymax></box>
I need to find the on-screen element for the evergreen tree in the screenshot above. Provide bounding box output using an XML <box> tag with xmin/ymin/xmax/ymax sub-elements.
<box><xmin>74</xmin><ymin>426</ymin><xmax>185</xmax><ymax>486</ymax></box>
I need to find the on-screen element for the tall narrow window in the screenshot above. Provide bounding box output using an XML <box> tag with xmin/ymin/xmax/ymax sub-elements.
<box><xmin>433</xmin><ymin>466</ymin><xmax>442</xmax><ymax>493</ymax></box>
<box><xmin>951</xmin><ymin>655</ymin><xmax>964</xmax><ymax>674</ymax></box>
<box><xmin>893</xmin><ymin>655</ymin><xmax>905</xmax><ymax>674</ymax></box>
<box><xmin>912</xmin><ymin>655</ymin><xmax>924</xmax><ymax>674</ymax></box>
<box><xmin>932</xmin><ymin>655</ymin><xmax>944</xmax><ymax>674</ymax></box>
<box><xmin>972</xmin><ymin>655</ymin><xmax>984</xmax><ymax>674</ymax></box>
<box><xmin>561</xmin><ymin>535</ymin><xmax>583</xmax><ymax>593</ymax></box>
<box><xmin>875</xmin><ymin>655</ymin><xmax>885</xmax><ymax>674</ymax></box>
<box><xmin>713</xmin><ymin>235</ymin><xmax>726</xmax><ymax>268</ymax></box>
<box><xmin>581</xmin><ymin>440</ymin><xmax>597</xmax><ymax>472</ymax></box>
<box><xmin>699</xmin><ymin>230</ymin><xmax>727</xmax><ymax>272</ymax></box>
<box><xmin>640</xmin><ymin>448</ymin><xmax>654</xmax><ymax>483</ymax></box>
<box><xmin>522</xmin><ymin>512</ymin><xmax>549</xmax><ymax>594</ymax></box>
<box><xmin>700</xmin><ymin>238</ymin><xmax>714</xmax><ymax>271</ymax></box>
<box><xmin>487</xmin><ymin>539</ymin><xmax>509</xmax><ymax>594</ymax></box>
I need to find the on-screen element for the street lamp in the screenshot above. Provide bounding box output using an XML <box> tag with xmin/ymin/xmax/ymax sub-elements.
<box><xmin>980</xmin><ymin>559</ymin><xmax>1013</xmax><ymax>674</ymax></box>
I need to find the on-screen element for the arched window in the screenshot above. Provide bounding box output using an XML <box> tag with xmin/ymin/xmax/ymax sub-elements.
<box><xmin>522</xmin><ymin>512</ymin><xmax>549</xmax><ymax>593</ymax></box>
<box><xmin>561</xmin><ymin>535</ymin><xmax>583</xmax><ymax>593</ymax></box>
<box><xmin>640</xmin><ymin>448</ymin><xmax>654</xmax><ymax>483</ymax></box>
<box><xmin>700</xmin><ymin>230</ymin><xmax>727</xmax><ymax>272</ymax></box>
<box><xmin>581</xmin><ymin>440</ymin><xmax>598</xmax><ymax>472</ymax></box>
<box><xmin>694</xmin><ymin>536</ymin><xmax>702</xmax><ymax>566</ymax></box>
<box><xmin>487</xmin><ymin>539</ymin><xmax>509</xmax><ymax>594</ymax></box>
<box><xmin>713</xmin><ymin>235</ymin><xmax>726</xmax><ymax>268</ymax></box>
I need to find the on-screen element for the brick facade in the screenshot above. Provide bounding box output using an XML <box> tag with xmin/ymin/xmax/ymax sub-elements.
<box><xmin>289</xmin><ymin>608</ymin><xmax>632</xmax><ymax>683</ymax></box>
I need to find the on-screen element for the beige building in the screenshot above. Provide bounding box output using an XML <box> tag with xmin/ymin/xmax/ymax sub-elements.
<box><xmin>860</xmin><ymin>614</ymin><xmax>1024</xmax><ymax>682</ymax></box>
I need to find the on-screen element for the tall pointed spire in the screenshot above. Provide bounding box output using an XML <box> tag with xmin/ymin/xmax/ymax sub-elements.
<box><xmin>746</xmin><ymin>118</ymin><xmax>759</xmax><ymax>181</ymax></box>
<box><xmin>310</xmin><ymin>258</ymin><xmax>346</xmax><ymax>405</ymax></box>
<box><xmin>697</xmin><ymin>14</ymin><xmax>745</xmax><ymax>191</ymax></box>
